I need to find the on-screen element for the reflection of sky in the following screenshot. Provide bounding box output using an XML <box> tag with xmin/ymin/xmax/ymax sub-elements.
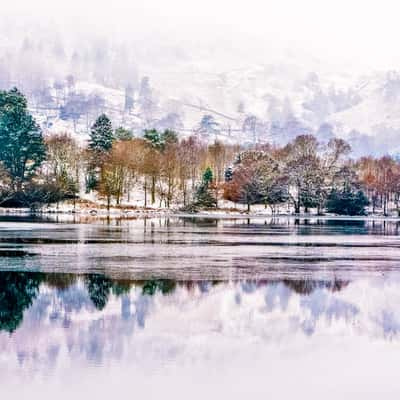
<box><xmin>1</xmin><ymin>276</ymin><xmax>400</xmax><ymax>392</ymax></box>
<box><xmin>3</xmin><ymin>217</ymin><xmax>400</xmax><ymax>397</ymax></box>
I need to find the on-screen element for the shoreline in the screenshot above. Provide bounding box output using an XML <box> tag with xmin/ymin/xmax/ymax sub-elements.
<box><xmin>0</xmin><ymin>207</ymin><xmax>399</xmax><ymax>222</ymax></box>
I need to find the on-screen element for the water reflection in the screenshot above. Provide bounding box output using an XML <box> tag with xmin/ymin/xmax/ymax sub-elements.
<box><xmin>0</xmin><ymin>272</ymin><xmax>42</xmax><ymax>333</ymax></box>
<box><xmin>2</xmin><ymin>217</ymin><xmax>400</xmax><ymax>398</ymax></box>
<box><xmin>0</xmin><ymin>272</ymin><xmax>177</xmax><ymax>332</ymax></box>
<box><xmin>1</xmin><ymin>270</ymin><xmax>400</xmax><ymax>398</ymax></box>
<box><xmin>1</xmin><ymin>271</ymin><xmax>399</xmax><ymax>341</ymax></box>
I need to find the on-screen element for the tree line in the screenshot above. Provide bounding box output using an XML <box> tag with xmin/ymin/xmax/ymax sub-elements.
<box><xmin>1</xmin><ymin>87</ymin><xmax>400</xmax><ymax>216</ymax></box>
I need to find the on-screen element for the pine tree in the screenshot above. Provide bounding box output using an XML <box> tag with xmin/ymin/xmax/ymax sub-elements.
<box><xmin>143</xmin><ymin>129</ymin><xmax>162</xmax><ymax>149</ymax></box>
<box><xmin>89</xmin><ymin>114</ymin><xmax>114</xmax><ymax>153</ymax></box>
<box><xmin>115</xmin><ymin>127</ymin><xmax>133</xmax><ymax>141</ymax></box>
<box><xmin>162</xmin><ymin>129</ymin><xmax>178</xmax><ymax>147</ymax></box>
<box><xmin>0</xmin><ymin>88</ymin><xmax>46</xmax><ymax>190</ymax></box>
<box><xmin>203</xmin><ymin>167</ymin><xmax>213</xmax><ymax>185</ymax></box>
<box><xmin>87</xmin><ymin>114</ymin><xmax>114</xmax><ymax>192</ymax></box>
<box><xmin>224</xmin><ymin>166</ymin><xmax>233</xmax><ymax>182</ymax></box>
<box><xmin>144</xmin><ymin>129</ymin><xmax>177</xmax><ymax>152</ymax></box>
<box><xmin>194</xmin><ymin>168</ymin><xmax>217</xmax><ymax>208</ymax></box>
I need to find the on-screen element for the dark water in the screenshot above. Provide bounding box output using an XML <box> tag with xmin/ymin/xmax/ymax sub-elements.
<box><xmin>1</xmin><ymin>216</ymin><xmax>400</xmax><ymax>399</ymax></box>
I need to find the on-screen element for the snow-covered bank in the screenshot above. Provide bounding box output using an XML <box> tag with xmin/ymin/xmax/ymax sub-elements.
<box><xmin>1</xmin><ymin>205</ymin><xmax>400</xmax><ymax>223</ymax></box>
<box><xmin>0</xmin><ymin>206</ymin><xmax>174</xmax><ymax>219</ymax></box>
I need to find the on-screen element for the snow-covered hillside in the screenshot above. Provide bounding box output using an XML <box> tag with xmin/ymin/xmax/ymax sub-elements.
<box><xmin>25</xmin><ymin>64</ymin><xmax>400</xmax><ymax>157</ymax></box>
<box><xmin>1</xmin><ymin>17</ymin><xmax>400</xmax><ymax>156</ymax></box>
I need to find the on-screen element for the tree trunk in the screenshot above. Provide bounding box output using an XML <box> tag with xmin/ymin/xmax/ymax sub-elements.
<box><xmin>151</xmin><ymin>176</ymin><xmax>156</xmax><ymax>204</ymax></box>
<box><xmin>296</xmin><ymin>189</ymin><xmax>301</xmax><ymax>214</ymax></box>
<box><xmin>384</xmin><ymin>194</ymin><xmax>388</xmax><ymax>216</ymax></box>
<box><xmin>127</xmin><ymin>180</ymin><xmax>131</xmax><ymax>202</ymax></box>
<box><xmin>372</xmin><ymin>196</ymin><xmax>376</xmax><ymax>214</ymax></box>
<box><xmin>269</xmin><ymin>204</ymin><xmax>275</xmax><ymax>215</ymax></box>
<box><xmin>144</xmin><ymin>180</ymin><xmax>147</xmax><ymax>208</ymax></box>
<box><xmin>167</xmin><ymin>178</ymin><xmax>172</xmax><ymax>208</ymax></box>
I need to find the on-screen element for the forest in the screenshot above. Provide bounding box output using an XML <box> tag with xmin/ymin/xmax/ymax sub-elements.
<box><xmin>0</xmin><ymin>87</ymin><xmax>399</xmax><ymax>216</ymax></box>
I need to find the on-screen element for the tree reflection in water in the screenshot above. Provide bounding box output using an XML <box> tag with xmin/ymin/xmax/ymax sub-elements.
<box><xmin>282</xmin><ymin>279</ymin><xmax>349</xmax><ymax>295</ymax></box>
<box><xmin>84</xmin><ymin>274</ymin><xmax>113</xmax><ymax>311</ymax></box>
<box><xmin>0</xmin><ymin>271</ymin><xmax>351</xmax><ymax>334</ymax></box>
<box><xmin>142</xmin><ymin>279</ymin><xmax>176</xmax><ymax>296</ymax></box>
<box><xmin>0</xmin><ymin>272</ymin><xmax>43</xmax><ymax>333</ymax></box>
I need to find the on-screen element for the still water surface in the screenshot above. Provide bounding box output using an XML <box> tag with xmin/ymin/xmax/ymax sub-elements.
<box><xmin>1</xmin><ymin>216</ymin><xmax>400</xmax><ymax>399</ymax></box>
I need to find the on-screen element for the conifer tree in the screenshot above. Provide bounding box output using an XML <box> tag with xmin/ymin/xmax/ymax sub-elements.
<box><xmin>0</xmin><ymin>88</ymin><xmax>46</xmax><ymax>190</ymax></box>
<box><xmin>115</xmin><ymin>127</ymin><xmax>133</xmax><ymax>141</ymax></box>
<box><xmin>194</xmin><ymin>167</ymin><xmax>217</xmax><ymax>208</ymax></box>
<box><xmin>203</xmin><ymin>167</ymin><xmax>213</xmax><ymax>185</ymax></box>
<box><xmin>89</xmin><ymin>114</ymin><xmax>114</xmax><ymax>153</ymax></box>
<box><xmin>144</xmin><ymin>128</ymin><xmax>162</xmax><ymax>149</ymax></box>
<box><xmin>87</xmin><ymin>114</ymin><xmax>114</xmax><ymax>192</ymax></box>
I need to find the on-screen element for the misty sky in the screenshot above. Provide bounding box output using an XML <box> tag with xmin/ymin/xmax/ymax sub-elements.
<box><xmin>3</xmin><ymin>0</ymin><xmax>400</xmax><ymax>73</ymax></box>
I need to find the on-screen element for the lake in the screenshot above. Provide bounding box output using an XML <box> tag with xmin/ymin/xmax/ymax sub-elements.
<box><xmin>1</xmin><ymin>215</ymin><xmax>400</xmax><ymax>399</ymax></box>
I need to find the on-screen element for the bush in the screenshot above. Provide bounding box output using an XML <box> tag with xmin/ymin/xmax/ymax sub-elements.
<box><xmin>0</xmin><ymin>182</ymin><xmax>76</xmax><ymax>210</ymax></box>
<box><xmin>326</xmin><ymin>188</ymin><xmax>370</xmax><ymax>216</ymax></box>
<box><xmin>179</xmin><ymin>203</ymin><xmax>199</xmax><ymax>213</ymax></box>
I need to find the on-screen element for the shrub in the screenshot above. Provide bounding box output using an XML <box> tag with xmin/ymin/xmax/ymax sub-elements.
<box><xmin>326</xmin><ymin>188</ymin><xmax>370</xmax><ymax>216</ymax></box>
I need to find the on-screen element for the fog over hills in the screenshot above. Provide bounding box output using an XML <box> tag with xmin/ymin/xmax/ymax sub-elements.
<box><xmin>1</xmin><ymin>1</ymin><xmax>400</xmax><ymax>156</ymax></box>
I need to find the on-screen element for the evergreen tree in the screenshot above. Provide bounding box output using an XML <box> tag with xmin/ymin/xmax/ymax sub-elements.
<box><xmin>143</xmin><ymin>128</ymin><xmax>162</xmax><ymax>149</ymax></box>
<box><xmin>162</xmin><ymin>129</ymin><xmax>178</xmax><ymax>147</ymax></box>
<box><xmin>224</xmin><ymin>166</ymin><xmax>233</xmax><ymax>182</ymax></box>
<box><xmin>87</xmin><ymin>114</ymin><xmax>114</xmax><ymax>192</ymax></box>
<box><xmin>203</xmin><ymin>167</ymin><xmax>213</xmax><ymax>184</ymax></box>
<box><xmin>326</xmin><ymin>188</ymin><xmax>369</xmax><ymax>216</ymax></box>
<box><xmin>0</xmin><ymin>88</ymin><xmax>46</xmax><ymax>190</ymax></box>
<box><xmin>144</xmin><ymin>129</ymin><xmax>178</xmax><ymax>151</ymax></box>
<box><xmin>89</xmin><ymin>114</ymin><xmax>114</xmax><ymax>153</ymax></box>
<box><xmin>115</xmin><ymin>127</ymin><xmax>133</xmax><ymax>141</ymax></box>
<box><xmin>194</xmin><ymin>168</ymin><xmax>217</xmax><ymax>208</ymax></box>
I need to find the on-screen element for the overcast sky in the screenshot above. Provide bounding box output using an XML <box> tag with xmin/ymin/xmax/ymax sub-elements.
<box><xmin>4</xmin><ymin>0</ymin><xmax>400</xmax><ymax>73</ymax></box>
